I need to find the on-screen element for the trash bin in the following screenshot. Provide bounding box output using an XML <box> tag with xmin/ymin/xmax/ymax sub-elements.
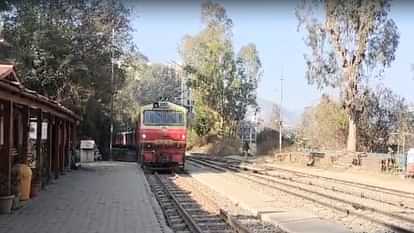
<box><xmin>80</xmin><ymin>140</ymin><xmax>95</xmax><ymax>163</ymax></box>
<box><xmin>18</xmin><ymin>164</ymin><xmax>32</xmax><ymax>201</ymax></box>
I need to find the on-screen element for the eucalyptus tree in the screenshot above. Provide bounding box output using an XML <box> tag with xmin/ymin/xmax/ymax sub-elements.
<box><xmin>235</xmin><ymin>43</ymin><xmax>262</xmax><ymax>113</ymax></box>
<box><xmin>180</xmin><ymin>0</ymin><xmax>261</xmax><ymax>136</ymax></box>
<box><xmin>132</xmin><ymin>63</ymin><xmax>182</xmax><ymax>105</ymax></box>
<box><xmin>296</xmin><ymin>0</ymin><xmax>399</xmax><ymax>151</ymax></box>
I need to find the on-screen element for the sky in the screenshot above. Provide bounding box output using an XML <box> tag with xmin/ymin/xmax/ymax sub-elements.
<box><xmin>129</xmin><ymin>0</ymin><xmax>414</xmax><ymax>115</ymax></box>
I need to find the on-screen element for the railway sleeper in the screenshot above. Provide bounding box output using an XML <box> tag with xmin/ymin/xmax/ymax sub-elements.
<box><xmin>168</xmin><ymin>218</ymin><xmax>185</xmax><ymax>225</ymax></box>
<box><xmin>173</xmin><ymin>197</ymin><xmax>194</xmax><ymax>202</ymax></box>
<box><xmin>190</xmin><ymin>213</ymin><xmax>217</xmax><ymax>218</ymax></box>
<box><xmin>157</xmin><ymin>197</ymin><xmax>173</xmax><ymax>203</ymax></box>
<box><xmin>170</xmin><ymin>190</ymin><xmax>192</xmax><ymax>195</ymax></box>
<box><xmin>164</xmin><ymin>209</ymin><xmax>180</xmax><ymax>215</ymax></box>
<box><xmin>182</xmin><ymin>209</ymin><xmax>206</xmax><ymax>215</ymax></box>
<box><xmin>175</xmin><ymin>230</ymin><xmax>191</xmax><ymax>233</ymax></box>
<box><xmin>175</xmin><ymin>199</ymin><xmax>197</xmax><ymax>204</ymax></box>
<box><xmin>160</xmin><ymin>203</ymin><xmax>175</xmax><ymax>209</ymax></box>
<box><xmin>181</xmin><ymin>203</ymin><xmax>201</xmax><ymax>209</ymax></box>
<box><xmin>170</xmin><ymin>223</ymin><xmax>187</xmax><ymax>231</ymax></box>
<box><xmin>208</xmin><ymin>230</ymin><xmax>234</xmax><ymax>233</ymax></box>
<box><xmin>193</xmin><ymin>218</ymin><xmax>224</xmax><ymax>224</ymax></box>
<box><xmin>167</xmin><ymin>215</ymin><xmax>183</xmax><ymax>219</ymax></box>
<box><xmin>172</xmin><ymin>193</ymin><xmax>191</xmax><ymax>198</ymax></box>
<box><xmin>158</xmin><ymin>198</ymin><xmax>172</xmax><ymax>202</ymax></box>
<box><xmin>158</xmin><ymin>197</ymin><xmax>170</xmax><ymax>202</ymax></box>
<box><xmin>199</xmin><ymin>223</ymin><xmax>231</xmax><ymax>231</ymax></box>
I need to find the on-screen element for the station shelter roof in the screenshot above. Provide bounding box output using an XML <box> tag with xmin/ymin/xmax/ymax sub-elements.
<box><xmin>0</xmin><ymin>64</ymin><xmax>79</xmax><ymax>122</ymax></box>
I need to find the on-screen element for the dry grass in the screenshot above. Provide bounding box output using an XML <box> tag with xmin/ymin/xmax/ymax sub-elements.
<box><xmin>188</xmin><ymin>135</ymin><xmax>241</xmax><ymax>156</ymax></box>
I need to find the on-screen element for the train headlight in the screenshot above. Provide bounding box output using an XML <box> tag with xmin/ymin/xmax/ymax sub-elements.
<box><xmin>142</xmin><ymin>133</ymin><xmax>147</xmax><ymax>139</ymax></box>
<box><xmin>181</xmin><ymin>134</ymin><xmax>186</xmax><ymax>140</ymax></box>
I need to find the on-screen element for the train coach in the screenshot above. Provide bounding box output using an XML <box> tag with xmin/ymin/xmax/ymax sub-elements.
<box><xmin>113</xmin><ymin>131</ymin><xmax>134</xmax><ymax>147</ymax></box>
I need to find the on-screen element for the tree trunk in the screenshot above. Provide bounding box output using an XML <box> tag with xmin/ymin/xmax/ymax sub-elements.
<box><xmin>347</xmin><ymin>117</ymin><xmax>357</xmax><ymax>152</ymax></box>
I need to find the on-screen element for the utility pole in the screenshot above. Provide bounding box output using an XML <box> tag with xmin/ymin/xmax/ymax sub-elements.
<box><xmin>169</xmin><ymin>60</ymin><xmax>186</xmax><ymax>107</ymax></box>
<box><xmin>180</xmin><ymin>67</ymin><xmax>185</xmax><ymax>107</ymax></box>
<box><xmin>109</xmin><ymin>27</ymin><xmax>115</xmax><ymax>161</ymax></box>
<box><xmin>279</xmin><ymin>68</ymin><xmax>284</xmax><ymax>153</ymax></box>
<box><xmin>403</xmin><ymin>134</ymin><xmax>406</xmax><ymax>158</ymax></box>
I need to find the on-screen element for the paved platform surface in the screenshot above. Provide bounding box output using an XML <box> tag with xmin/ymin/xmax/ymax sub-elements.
<box><xmin>0</xmin><ymin>162</ymin><xmax>165</xmax><ymax>233</ymax></box>
<box><xmin>187</xmin><ymin>162</ymin><xmax>351</xmax><ymax>233</ymax></box>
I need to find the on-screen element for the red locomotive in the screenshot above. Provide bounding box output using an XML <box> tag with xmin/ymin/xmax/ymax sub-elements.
<box><xmin>136</xmin><ymin>101</ymin><xmax>187</xmax><ymax>171</ymax></box>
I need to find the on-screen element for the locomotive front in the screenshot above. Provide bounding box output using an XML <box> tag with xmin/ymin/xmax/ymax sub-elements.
<box><xmin>137</xmin><ymin>102</ymin><xmax>187</xmax><ymax>171</ymax></box>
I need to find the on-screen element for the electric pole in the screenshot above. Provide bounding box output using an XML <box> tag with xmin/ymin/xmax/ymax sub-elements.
<box><xmin>169</xmin><ymin>60</ymin><xmax>186</xmax><ymax>107</ymax></box>
<box><xmin>180</xmin><ymin>67</ymin><xmax>185</xmax><ymax>107</ymax></box>
<box><xmin>279</xmin><ymin>68</ymin><xmax>283</xmax><ymax>154</ymax></box>
<box><xmin>109</xmin><ymin>27</ymin><xmax>115</xmax><ymax>161</ymax></box>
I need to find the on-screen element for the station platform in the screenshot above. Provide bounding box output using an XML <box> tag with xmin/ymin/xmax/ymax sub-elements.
<box><xmin>187</xmin><ymin>162</ymin><xmax>351</xmax><ymax>233</ymax></box>
<box><xmin>0</xmin><ymin>162</ymin><xmax>168</xmax><ymax>233</ymax></box>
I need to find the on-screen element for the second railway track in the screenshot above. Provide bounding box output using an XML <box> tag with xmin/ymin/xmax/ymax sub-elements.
<box><xmin>194</xmin><ymin>156</ymin><xmax>414</xmax><ymax>210</ymax></box>
<box><xmin>188</xmin><ymin>156</ymin><xmax>414</xmax><ymax>233</ymax></box>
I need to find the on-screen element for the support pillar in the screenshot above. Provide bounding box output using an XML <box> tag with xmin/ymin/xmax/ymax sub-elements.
<box><xmin>35</xmin><ymin>109</ymin><xmax>42</xmax><ymax>186</ymax></box>
<box><xmin>58</xmin><ymin>120</ymin><xmax>65</xmax><ymax>174</ymax></box>
<box><xmin>2</xmin><ymin>100</ymin><xmax>13</xmax><ymax>195</ymax></box>
<box><xmin>46</xmin><ymin>114</ymin><xmax>53</xmax><ymax>183</ymax></box>
<box><xmin>21</xmin><ymin>106</ymin><xmax>30</xmax><ymax>162</ymax></box>
<box><xmin>71</xmin><ymin>122</ymin><xmax>78</xmax><ymax>168</ymax></box>
<box><xmin>52</xmin><ymin>117</ymin><xmax>59</xmax><ymax>179</ymax></box>
<box><xmin>67</xmin><ymin>122</ymin><xmax>72</xmax><ymax>170</ymax></box>
<box><xmin>61</xmin><ymin>121</ymin><xmax>67</xmax><ymax>173</ymax></box>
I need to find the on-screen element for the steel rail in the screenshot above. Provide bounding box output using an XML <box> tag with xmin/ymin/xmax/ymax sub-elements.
<box><xmin>154</xmin><ymin>173</ymin><xmax>204</xmax><ymax>233</ymax></box>
<box><xmin>152</xmin><ymin>172</ymin><xmax>256</xmax><ymax>233</ymax></box>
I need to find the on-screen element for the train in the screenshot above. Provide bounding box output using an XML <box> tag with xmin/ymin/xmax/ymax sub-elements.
<box><xmin>113</xmin><ymin>101</ymin><xmax>187</xmax><ymax>171</ymax></box>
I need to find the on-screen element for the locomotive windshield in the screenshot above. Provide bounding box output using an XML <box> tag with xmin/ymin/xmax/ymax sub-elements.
<box><xmin>143</xmin><ymin>110</ymin><xmax>185</xmax><ymax>126</ymax></box>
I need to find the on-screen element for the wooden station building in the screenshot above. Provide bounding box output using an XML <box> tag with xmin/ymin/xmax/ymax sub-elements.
<box><xmin>0</xmin><ymin>64</ymin><xmax>79</xmax><ymax>196</ymax></box>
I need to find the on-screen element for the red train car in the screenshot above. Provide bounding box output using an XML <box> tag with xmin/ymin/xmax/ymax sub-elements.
<box><xmin>136</xmin><ymin>102</ymin><xmax>187</xmax><ymax>171</ymax></box>
<box><xmin>113</xmin><ymin>131</ymin><xmax>134</xmax><ymax>147</ymax></box>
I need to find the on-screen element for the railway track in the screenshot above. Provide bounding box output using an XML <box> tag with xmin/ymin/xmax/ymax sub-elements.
<box><xmin>188</xmin><ymin>156</ymin><xmax>414</xmax><ymax>233</ymax></box>
<box><xmin>251</xmin><ymin>159</ymin><xmax>414</xmax><ymax>200</ymax></box>
<box><xmin>197</xmin><ymin>156</ymin><xmax>414</xmax><ymax>210</ymax></box>
<box><xmin>146</xmin><ymin>173</ymin><xmax>252</xmax><ymax>233</ymax></box>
